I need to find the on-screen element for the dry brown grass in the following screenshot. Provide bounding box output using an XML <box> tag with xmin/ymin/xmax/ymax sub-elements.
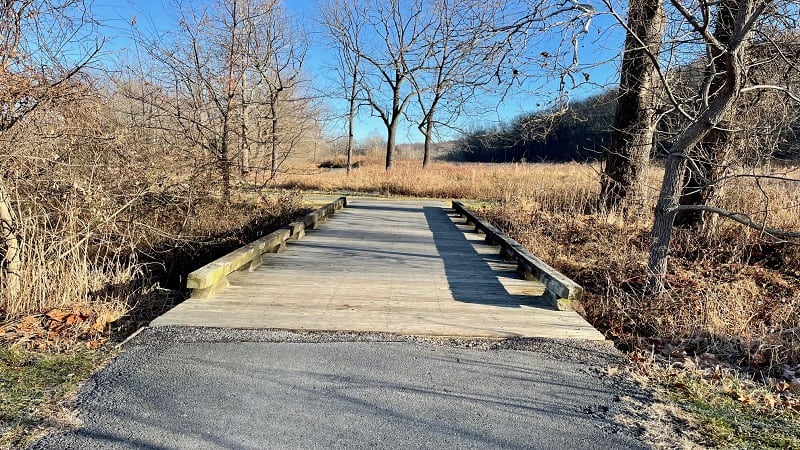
<box><xmin>281</xmin><ymin>158</ymin><xmax>800</xmax><ymax>369</ymax></box>
<box><xmin>0</xmin><ymin>85</ymin><xmax>310</xmax><ymax>339</ymax></box>
<box><xmin>0</xmin><ymin>188</ymin><xmax>305</xmax><ymax>332</ymax></box>
<box><xmin>487</xmin><ymin>170</ymin><xmax>800</xmax><ymax>370</ymax></box>
<box><xmin>279</xmin><ymin>159</ymin><xmax>601</xmax><ymax>209</ymax></box>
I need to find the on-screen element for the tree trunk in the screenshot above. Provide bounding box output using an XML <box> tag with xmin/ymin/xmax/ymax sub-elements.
<box><xmin>240</xmin><ymin>130</ymin><xmax>251</xmax><ymax>178</ymax></box>
<box><xmin>648</xmin><ymin>153</ymin><xmax>685</xmax><ymax>292</ymax></box>
<box><xmin>240</xmin><ymin>71</ymin><xmax>250</xmax><ymax>178</ymax></box>
<box><xmin>647</xmin><ymin>42</ymin><xmax>744</xmax><ymax>291</ymax></box>
<box><xmin>385</xmin><ymin>118</ymin><xmax>398</xmax><ymax>171</ymax></box>
<box><xmin>347</xmin><ymin>85</ymin><xmax>357</xmax><ymax>174</ymax></box>
<box><xmin>220</xmin><ymin>108</ymin><xmax>233</xmax><ymax>203</ymax></box>
<box><xmin>675</xmin><ymin>0</ymin><xmax>741</xmax><ymax>227</ymax></box>
<box><xmin>346</xmin><ymin>65</ymin><xmax>357</xmax><ymax>174</ymax></box>
<box><xmin>422</xmin><ymin>113</ymin><xmax>433</xmax><ymax>169</ymax></box>
<box><xmin>1</xmin><ymin>186</ymin><xmax>21</xmax><ymax>296</ymax></box>
<box><xmin>220</xmin><ymin>138</ymin><xmax>232</xmax><ymax>203</ymax></box>
<box><xmin>221</xmin><ymin>0</ymin><xmax>237</xmax><ymax>203</ymax></box>
<box><xmin>346</xmin><ymin>112</ymin><xmax>354</xmax><ymax>174</ymax></box>
<box><xmin>385</xmin><ymin>74</ymin><xmax>402</xmax><ymax>171</ymax></box>
<box><xmin>599</xmin><ymin>0</ymin><xmax>665</xmax><ymax>212</ymax></box>
<box><xmin>270</xmin><ymin>100</ymin><xmax>278</xmax><ymax>179</ymax></box>
<box><xmin>675</xmin><ymin>131</ymin><xmax>732</xmax><ymax>226</ymax></box>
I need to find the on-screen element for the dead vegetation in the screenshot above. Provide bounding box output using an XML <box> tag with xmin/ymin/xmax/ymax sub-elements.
<box><xmin>277</xmin><ymin>159</ymin><xmax>599</xmax><ymax>203</ymax></box>
<box><xmin>0</xmin><ymin>184</ymin><xmax>306</xmax><ymax>347</ymax></box>
<box><xmin>0</xmin><ymin>87</ymin><xmax>308</xmax><ymax>346</ymax></box>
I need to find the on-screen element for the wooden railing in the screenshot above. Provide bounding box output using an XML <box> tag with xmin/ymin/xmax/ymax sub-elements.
<box><xmin>186</xmin><ymin>196</ymin><xmax>347</xmax><ymax>299</ymax></box>
<box><xmin>451</xmin><ymin>200</ymin><xmax>583</xmax><ymax>311</ymax></box>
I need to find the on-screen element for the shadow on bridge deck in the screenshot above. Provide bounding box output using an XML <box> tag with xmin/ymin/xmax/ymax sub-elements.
<box><xmin>150</xmin><ymin>197</ymin><xmax>604</xmax><ymax>340</ymax></box>
<box><xmin>423</xmin><ymin>206</ymin><xmax>551</xmax><ymax>309</ymax></box>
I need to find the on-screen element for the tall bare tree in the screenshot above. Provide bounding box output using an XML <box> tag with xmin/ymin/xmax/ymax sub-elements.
<box><xmin>321</xmin><ymin>0</ymin><xmax>433</xmax><ymax>170</ymax></box>
<box><xmin>320</xmin><ymin>0</ymin><xmax>600</xmax><ymax>170</ymax></box>
<box><xmin>672</xmin><ymin>0</ymin><xmax>775</xmax><ymax>226</ymax></box>
<box><xmin>320</xmin><ymin>0</ymin><xmax>369</xmax><ymax>173</ymax></box>
<box><xmin>411</xmin><ymin>0</ymin><xmax>507</xmax><ymax>167</ymax></box>
<box><xmin>127</xmin><ymin>0</ymin><xmax>245</xmax><ymax>201</ymax></box>
<box><xmin>647</xmin><ymin>0</ymin><xmax>800</xmax><ymax>291</ymax></box>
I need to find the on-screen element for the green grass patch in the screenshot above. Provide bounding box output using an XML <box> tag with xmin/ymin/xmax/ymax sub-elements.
<box><xmin>0</xmin><ymin>347</ymin><xmax>111</xmax><ymax>449</ymax></box>
<box><xmin>663</xmin><ymin>371</ymin><xmax>800</xmax><ymax>449</ymax></box>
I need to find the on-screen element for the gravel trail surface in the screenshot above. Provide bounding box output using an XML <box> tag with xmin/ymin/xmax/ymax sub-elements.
<box><xmin>30</xmin><ymin>328</ymin><xmax>652</xmax><ymax>449</ymax></box>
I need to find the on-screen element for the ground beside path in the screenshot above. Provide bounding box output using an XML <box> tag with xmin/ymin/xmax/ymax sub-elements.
<box><xmin>30</xmin><ymin>328</ymin><xmax>650</xmax><ymax>450</ymax></box>
<box><xmin>152</xmin><ymin>198</ymin><xmax>603</xmax><ymax>340</ymax></box>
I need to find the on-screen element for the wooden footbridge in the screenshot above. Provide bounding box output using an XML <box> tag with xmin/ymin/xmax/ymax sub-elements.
<box><xmin>151</xmin><ymin>197</ymin><xmax>604</xmax><ymax>340</ymax></box>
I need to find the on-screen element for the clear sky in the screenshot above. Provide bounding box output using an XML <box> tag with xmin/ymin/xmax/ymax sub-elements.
<box><xmin>90</xmin><ymin>0</ymin><xmax>625</xmax><ymax>144</ymax></box>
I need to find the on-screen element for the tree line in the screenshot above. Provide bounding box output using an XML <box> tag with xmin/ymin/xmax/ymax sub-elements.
<box><xmin>449</xmin><ymin>83</ymin><xmax>800</xmax><ymax>164</ymax></box>
<box><xmin>448</xmin><ymin>90</ymin><xmax>617</xmax><ymax>162</ymax></box>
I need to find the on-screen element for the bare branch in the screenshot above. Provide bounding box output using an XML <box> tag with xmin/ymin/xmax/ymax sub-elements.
<box><xmin>674</xmin><ymin>204</ymin><xmax>800</xmax><ymax>238</ymax></box>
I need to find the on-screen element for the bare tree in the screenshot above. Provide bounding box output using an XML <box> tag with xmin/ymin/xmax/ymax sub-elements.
<box><xmin>411</xmin><ymin>0</ymin><xmax>507</xmax><ymax>168</ymax></box>
<box><xmin>673</xmin><ymin>2</ymin><xmax>800</xmax><ymax>226</ymax></box>
<box><xmin>321</xmin><ymin>0</ymin><xmax>433</xmax><ymax>170</ymax></box>
<box><xmin>250</xmin><ymin>3</ymin><xmax>309</xmax><ymax>180</ymax></box>
<box><xmin>124</xmin><ymin>0</ymin><xmax>313</xmax><ymax>198</ymax></box>
<box><xmin>594</xmin><ymin>0</ymin><xmax>800</xmax><ymax>290</ymax></box>
<box><xmin>320</xmin><ymin>0</ymin><xmax>600</xmax><ymax>170</ymax></box>
<box><xmin>647</xmin><ymin>0</ymin><xmax>800</xmax><ymax>291</ymax></box>
<box><xmin>673</xmin><ymin>0</ymin><xmax>743</xmax><ymax>226</ymax></box>
<box><xmin>320</xmin><ymin>0</ymin><xmax>369</xmax><ymax>173</ymax></box>
<box><xmin>126</xmin><ymin>0</ymin><xmax>245</xmax><ymax>202</ymax></box>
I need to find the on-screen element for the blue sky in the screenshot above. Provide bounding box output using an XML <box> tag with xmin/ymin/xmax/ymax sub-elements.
<box><xmin>91</xmin><ymin>0</ymin><xmax>625</xmax><ymax>144</ymax></box>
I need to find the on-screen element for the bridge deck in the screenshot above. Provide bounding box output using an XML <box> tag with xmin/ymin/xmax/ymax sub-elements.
<box><xmin>151</xmin><ymin>199</ymin><xmax>604</xmax><ymax>340</ymax></box>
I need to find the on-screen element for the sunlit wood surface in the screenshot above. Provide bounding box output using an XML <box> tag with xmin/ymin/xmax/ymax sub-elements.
<box><xmin>152</xmin><ymin>198</ymin><xmax>605</xmax><ymax>340</ymax></box>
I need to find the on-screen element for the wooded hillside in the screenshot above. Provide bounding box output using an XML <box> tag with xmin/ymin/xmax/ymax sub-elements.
<box><xmin>449</xmin><ymin>87</ymin><xmax>800</xmax><ymax>163</ymax></box>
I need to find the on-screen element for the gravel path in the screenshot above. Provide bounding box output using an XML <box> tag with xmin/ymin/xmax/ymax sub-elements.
<box><xmin>30</xmin><ymin>327</ymin><xmax>653</xmax><ymax>449</ymax></box>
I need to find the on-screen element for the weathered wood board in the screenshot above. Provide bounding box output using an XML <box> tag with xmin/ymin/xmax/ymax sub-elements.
<box><xmin>151</xmin><ymin>198</ymin><xmax>605</xmax><ymax>340</ymax></box>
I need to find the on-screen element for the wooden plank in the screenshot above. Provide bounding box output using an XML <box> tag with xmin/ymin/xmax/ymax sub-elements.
<box><xmin>284</xmin><ymin>221</ymin><xmax>306</xmax><ymax>240</ymax></box>
<box><xmin>186</xmin><ymin>196</ymin><xmax>347</xmax><ymax>293</ymax></box>
<box><xmin>186</xmin><ymin>228</ymin><xmax>290</xmax><ymax>290</ymax></box>
<box><xmin>153</xmin><ymin>198</ymin><xmax>604</xmax><ymax>341</ymax></box>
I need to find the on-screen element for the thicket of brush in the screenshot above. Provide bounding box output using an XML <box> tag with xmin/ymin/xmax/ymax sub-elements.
<box><xmin>0</xmin><ymin>88</ymin><xmax>306</xmax><ymax>331</ymax></box>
